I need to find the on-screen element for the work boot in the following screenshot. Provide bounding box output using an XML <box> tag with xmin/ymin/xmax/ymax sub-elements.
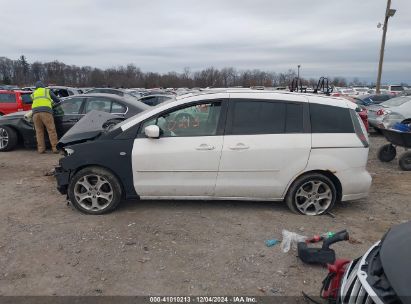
<box><xmin>38</xmin><ymin>150</ymin><xmax>45</xmax><ymax>154</ymax></box>
<box><xmin>52</xmin><ymin>149</ymin><xmax>59</xmax><ymax>154</ymax></box>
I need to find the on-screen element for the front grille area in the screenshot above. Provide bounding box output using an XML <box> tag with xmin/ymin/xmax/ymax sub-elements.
<box><xmin>339</xmin><ymin>243</ymin><xmax>384</xmax><ymax>304</ymax></box>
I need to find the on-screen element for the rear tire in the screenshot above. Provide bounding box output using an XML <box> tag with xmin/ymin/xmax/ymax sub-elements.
<box><xmin>286</xmin><ymin>173</ymin><xmax>337</xmax><ymax>216</ymax></box>
<box><xmin>68</xmin><ymin>166</ymin><xmax>123</xmax><ymax>215</ymax></box>
<box><xmin>399</xmin><ymin>152</ymin><xmax>411</xmax><ymax>171</ymax></box>
<box><xmin>377</xmin><ymin>144</ymin><xmax>397</xmax><ymax>162</ymax></box>
<box><xmin>0</xmin><ymin>126</ymin><xmax>18</xmax><ymax>152</ymax></box>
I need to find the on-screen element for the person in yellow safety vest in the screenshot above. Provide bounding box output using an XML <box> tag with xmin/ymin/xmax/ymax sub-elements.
<box><xmin>31</xmin><ymin>81</ymin><xmax>61</xmax><ymax>154</ymax></box>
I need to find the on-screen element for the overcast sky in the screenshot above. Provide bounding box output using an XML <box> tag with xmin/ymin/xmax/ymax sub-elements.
<box><xmin>1</xmin><ymin>0</ymin><xmax>410</xmax><ymax>83</ymax></box>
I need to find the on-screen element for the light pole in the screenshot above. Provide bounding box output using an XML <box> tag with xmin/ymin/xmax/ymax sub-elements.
<box><xmin>376</xmin><ymin>0</ymin><xmax>396</xmax><ymax>94</ymax></box>
<box><xmin>297</xmin><ymin>65</ymin><xmax>301</xmax><ymax>81</ymax></box>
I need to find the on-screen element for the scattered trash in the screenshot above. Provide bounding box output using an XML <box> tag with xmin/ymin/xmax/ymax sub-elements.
<box><xmin>44</xmin><ymin>169</ymin><xmax>55</xmax><ymax>176</ymax></box>
<box><xmin>257</xmin><ymin>287</ymin><xmax>266</xmax><ymax>293</ymax></box>
<box><xmin>305</xmin><ymin>231</ymin><xmax>335</xmax><ymax>244</ymax></box>
<box><xmin>281</xmin><ymin>230</ymin><xmax>307</xmax><ymax>253</ymax></box>
<box><xmin>326</xmin><ymin>211</ymin><xmax>336</xmax><ymax>219</ymax></box>
<box><xmin>265</xmin><ymin>239</ymin><xmax>279</xmax><ymax>247</ymax></box>
<box><xmin>270</xmin><ymin>287</ymin><xmax>281</xmax><ymax>294</ymax></box>
<box><xmin>138</xmin><ymin>257</ymin><xmax>151</xmax><ymax>263</ymax></box>
<box><xmin>125</xmin><ymin>241</ymin><xmax>136</xmax><ymax>246</ymax></box>
<box><xmin>127</xmin><ymin>222</ymin><xmax>135</xmax><ymax>227</ymax></box>
<box><xmin>298</xmin><ymin>230</ymin><xmax>349</xmax><ymax>265</ymax></box>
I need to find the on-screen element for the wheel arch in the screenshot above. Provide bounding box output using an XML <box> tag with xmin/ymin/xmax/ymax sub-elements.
<box><xmin>71</xmin><ymin>164</ymin><xmax>127</xmax><ymax>199</ymax></box>
<box><xmin>285</xmin><ymin>170</ymin><xmax>342</xmax><ymax>202</ymax></box>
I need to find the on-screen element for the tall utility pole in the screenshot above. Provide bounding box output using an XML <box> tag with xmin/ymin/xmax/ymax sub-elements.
<box><xmin>376</xmin><ymin>0</ymin><xmax>396</xmax><ymax>94</ymax></box>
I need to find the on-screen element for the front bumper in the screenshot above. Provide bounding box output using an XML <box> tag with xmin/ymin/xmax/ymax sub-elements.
<box><xmin>54</xmin><ymin>165</ymin><xmax>70</xmax><ymax>195</ymax></box>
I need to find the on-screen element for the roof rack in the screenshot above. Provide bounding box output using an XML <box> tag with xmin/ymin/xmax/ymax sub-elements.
<box><xmin>289</xmin><ymin>76</ymin><xmax>333</xmax><ymax>96</ymax></box>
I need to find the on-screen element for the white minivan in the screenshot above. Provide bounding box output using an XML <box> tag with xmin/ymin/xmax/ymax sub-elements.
<box><xmin>55</xmin><ymin>90</ymin><xmax>372</xmax><ymax>215</ymax></box>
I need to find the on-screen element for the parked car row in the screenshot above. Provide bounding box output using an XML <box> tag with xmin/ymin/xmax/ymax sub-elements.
<box><xmin>333</xmin><ymin>85</ymin><xmax>407</xmax><ymax>97</ymax></box>
<box><xmin>0</xmin><ymin>93</ymin><xmax>149</xmax><ymax>151</ymax></box>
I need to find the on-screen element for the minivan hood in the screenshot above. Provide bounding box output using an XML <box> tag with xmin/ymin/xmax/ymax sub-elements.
<box><xmin>57</xmin><ymin>110</ymin><xmax>116</xmax><ymax>149</ymax></box>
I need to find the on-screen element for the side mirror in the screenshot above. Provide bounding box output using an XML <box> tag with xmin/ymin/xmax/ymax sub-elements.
<box><xmin>144</xmin><ymin>125</ymin><xmax>160</xmax><ymax>138</ymax></box>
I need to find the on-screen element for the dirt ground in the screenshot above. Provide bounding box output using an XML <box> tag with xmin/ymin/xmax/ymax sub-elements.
<box><xmin>0</xmin><ymin>134</ymin><xmax>410</xmax><ymax>297</ymax></box>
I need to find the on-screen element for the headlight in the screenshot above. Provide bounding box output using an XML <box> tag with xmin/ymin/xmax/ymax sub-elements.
<box><xmin>64</xmin><ymin>147</ymin><xmax>75</xmax><ymax>156</ymax></box>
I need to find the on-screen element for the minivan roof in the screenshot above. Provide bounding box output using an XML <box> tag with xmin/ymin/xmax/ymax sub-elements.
<box><xmin>119</xmin><ymin>90</ymin><xmax>353</xmax><ymax>131</ymax></box>
<box><xmin>175</xmin><ymin>88</ymin><xmax>346</xmax><ymax>101</ymax></box>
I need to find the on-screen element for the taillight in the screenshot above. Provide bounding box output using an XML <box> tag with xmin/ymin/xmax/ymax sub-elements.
<box><xmin>376</xmin><ymin>109</ymin><xmax>386</xmax><ymax>116</ymax></box>
<box><xmin>350</xmin><ymin>109</ymin><xmax>369</xmax><ymax>148</ymax></box>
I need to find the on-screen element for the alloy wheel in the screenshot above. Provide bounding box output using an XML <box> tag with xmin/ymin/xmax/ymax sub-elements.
<box><xmin>73</xmin><ymin>174</ymin><xmax>113</xmax><ymax>211</ymax></box>
<box><xmin>294</xmin><ymin>180</ymin><xmax>332</xmax><ymax>215</ymax></box>
<box><xmin>0</xmin><ymin>128</ymin><xmax>9</xmax><ymax>149</ymax></box>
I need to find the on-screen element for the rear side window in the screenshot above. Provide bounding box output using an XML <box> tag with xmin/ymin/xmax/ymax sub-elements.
<box><xmin>140</xmin><ymin>96</ymin><xmax>158</xmax><ymax>106</ymax></box>
<box><xmin>53</xmin><ymin>98</ymin><xmax>84</xmax><ymax>115</ymax></box>
<box><xmin>111</xmin><ymin>102</ymin><xmax>126</xmax><ymax>114</ymax></box>
<box><xmin>85</xmin><ymin>97</ymin><xmax>112</xmax><ymax>113</ymax></box>
<box><xmin>21</xmin><ymin>94</ymin><xmax>32</xmax><ymax>104</ymax></box>
<box><xmin>228</xmin><ymin>100</ymin><xmax>304</xmax><ymax>135</ymax></box>
<box><xmin>0</xmin><ymin>93</ymin><xmax>16</xmax><ymax>103</ymax></box>
<box><xmin>310</xmin><ymin>103</ymin><xmax>353</xmax><ymax>133</ymax></box>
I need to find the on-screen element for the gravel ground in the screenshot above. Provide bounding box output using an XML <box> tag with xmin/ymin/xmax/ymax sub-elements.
<box><xmin>0</xmin><ymin>134</ymin><xmax>410</xmax><ymax>297</ymax></box>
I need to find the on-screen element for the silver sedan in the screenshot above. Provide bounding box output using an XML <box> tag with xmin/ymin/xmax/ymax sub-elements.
<box><xmin>368</xmin><ymin>96</ymin><xmax>411</xmax><ymax>130</ymax></box>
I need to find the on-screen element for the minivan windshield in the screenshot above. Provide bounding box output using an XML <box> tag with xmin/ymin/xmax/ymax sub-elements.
<box><xmin>381</xmin><ymin>96</ymin><xmax>411</xmax><ymax>107</ymax></box>
<box><xmin>110</xmin><ymin>98</ymin><xmax>175</xmax><ymax>132</ymax></box>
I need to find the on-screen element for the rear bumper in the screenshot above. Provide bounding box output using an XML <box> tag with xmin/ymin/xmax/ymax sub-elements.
<box><xmin>368</xmin><ymin>116</ymin><xmax>384</xmax><ymax>129</ymax></box>
<box><xmin>54</xmin><ymin>165</ymin><xmax>70</xmax><ymax>195</ymax></box>
<box><xmin>336</xmin><ymin>168</ymin><xmax>372</xmax><ymax>202</ymax></box>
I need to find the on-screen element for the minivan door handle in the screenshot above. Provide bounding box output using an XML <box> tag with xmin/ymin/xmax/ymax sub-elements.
<box><xmin>229</xmin><ymin>143</ymin><xmax>250</xmax><ymax>150</ymax></box>
<box><xmin>196</xmin><ymin>144</ymin><xmax>215</xmax><ymax>151</ymax></box>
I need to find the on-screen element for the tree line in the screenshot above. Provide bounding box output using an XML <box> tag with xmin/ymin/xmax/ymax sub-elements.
<box><xmin>1</xmin><ymin>55</ymin><xmax>365</xmax><ymax>89</ymax></box>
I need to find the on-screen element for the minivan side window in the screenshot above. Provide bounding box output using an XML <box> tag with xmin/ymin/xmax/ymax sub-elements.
<box><xmin>139</xmin><ymin>101</ymin><xmax>222</xmax><ymax>137</ymax></box>
<box><xmin>310</xmin><ymin>103</ymin><xmax>354</xmax><ymax>133</ymax></box>
<box><xmin>227</xmin><ymin>99</ymin><xmax>304</xmax><ymax>135</ymax></box>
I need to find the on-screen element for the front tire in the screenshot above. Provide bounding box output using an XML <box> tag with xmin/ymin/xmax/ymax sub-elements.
<box><xmin>0</xmin><ymin>126</ymin><xmax>18</xmax><ymax>152</ymax></box>
<box><xmin>68</xmin><ymin>166</ymin><xmax>122</xmax><ymax>214</ymax></box>
<box><xmin>286</xmin><ymin>173</ymin><xmax>337</xmax><ymax>216</ymax></box>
